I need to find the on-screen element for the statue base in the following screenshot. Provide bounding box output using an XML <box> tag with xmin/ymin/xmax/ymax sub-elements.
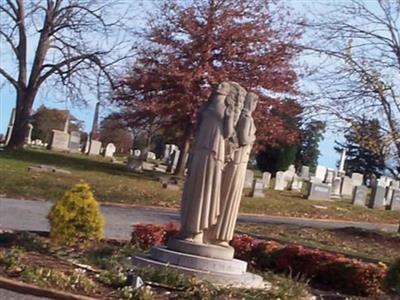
<box><xmin>167</xmin><ymin>238</ymin><xmax>235</xmax><ymax>259</ymax></box>
<box><xmin>131</xmin><ymin>246</ymin><xmax>264</xmax><ymax>288</ymax></box>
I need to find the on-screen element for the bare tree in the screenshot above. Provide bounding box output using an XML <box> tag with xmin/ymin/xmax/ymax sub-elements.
<box><xmin>305</xmin><ymin>0</ymin><xmax>400</xmax><ymax>176</ymax></box>
<box><xmin>0</xmin><ymin>0</ymin><xmax>129</xmax><ymax>150</ymax></box>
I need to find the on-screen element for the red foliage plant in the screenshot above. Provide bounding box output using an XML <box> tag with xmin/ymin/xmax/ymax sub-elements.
<box><xmin>130</xmin><ymin>224</ymin><xmax>387</xmax><ymax>297</ymax></box>
<box><xmin>233</xmin><ymin>234</ymin><xmax>387</xmax><ymax>297</ymax></box>
<box><xmin>114</xmin><ymin>0</ymin><xmax>304</xmax><ymax>174</ymax></box>
<box><xmin>131</xmin><ymin>222</ymin><xmax>179</xmax><ymax>249</ymax></box>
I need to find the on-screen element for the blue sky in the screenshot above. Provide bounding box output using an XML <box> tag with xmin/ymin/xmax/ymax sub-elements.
<box><xmin>0</xmin><ymin>0</ymin><xmax>343</xmax><ymax>168</ymax></box>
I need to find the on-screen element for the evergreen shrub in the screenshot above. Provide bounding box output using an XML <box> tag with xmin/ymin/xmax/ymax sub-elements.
<box><xmin>48</xmin><ymin>183</ymin><xmax>104</xmax><ymax>246</ymax></box>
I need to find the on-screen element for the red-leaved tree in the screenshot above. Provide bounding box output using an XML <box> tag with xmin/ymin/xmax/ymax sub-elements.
<box><xmin>114</xmin><ymin>0</ymin><xmax>303</xmax><ymax>175</ymax></box>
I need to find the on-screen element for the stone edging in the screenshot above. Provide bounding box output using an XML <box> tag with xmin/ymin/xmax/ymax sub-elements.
<box><xmin>0</xmin><ymin>275</ymin><xmax>99</xmax><ymax>300</ymax></box>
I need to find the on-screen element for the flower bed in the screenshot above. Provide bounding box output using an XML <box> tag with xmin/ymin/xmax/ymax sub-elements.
<box><xmin>131</xmin><ymin>223</ymin><xmax>389</xmax><ymax>297</ymax></box>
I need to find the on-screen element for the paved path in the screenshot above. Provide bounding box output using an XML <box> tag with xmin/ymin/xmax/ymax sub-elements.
<box><xmin>0</xmin><ymin>288</ymin><xmax>51</xmax><ymax>299</ymax></box>
<box><xmin>1</xmin><ymin>197</ymin><xmax>398</xmax><ymax>240</ymax></box>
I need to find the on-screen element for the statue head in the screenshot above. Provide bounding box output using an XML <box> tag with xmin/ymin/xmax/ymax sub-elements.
<box><xmin>215</xmin><ymin>82</ymin><xmax>231</xmax><ymax>96</ymax></box>
<box><xmin>207</xmin><ymin>81</ymin><xmax>232</xmax><ymax>108</ymax></box>
<box><xmin>243</xmin><ymin>92</ymin><xmax>258</xmax><ymax>113</ymax></box>
<box><xmin>226</xmin><ymin>82</ymin><xmax>245</xmax><ymax>109</ymax></box>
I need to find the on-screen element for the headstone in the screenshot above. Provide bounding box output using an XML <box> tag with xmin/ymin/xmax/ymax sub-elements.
<box><xmin>287</xmin><ymin>164</ymin><xmax>296</xmax><ymax>174</ymax></box>
<box><xmin>25</xmin><ymin>123</ymin><xmax>33</xmax><ymax>144</ymax></box>
<box><xmin>379</xmin><ymin>176</ymin><xmax>391</xmax><ymax>188</ymax></box>
<box><xmin>88</xmin><ymin>140</ymin><xmax>101</xmax><ymax>155</ymax></box>
<box><xmin>386</xmin><ymin>186</ymin><xmax>395</xmax><ymax>206</ymax></box>
<box><xmin>331</xmin><ymin>177</ymin><xmax>342</xmax><ymax>199</ymax></box>
<box><xmin>5</xmin><ymin>108</ymin><xmax>16</xmax><ymax>145</ymax></box>
<box><xmin>244</xmin><ymin>170</ymin><xmax>254</xmax><ymax>188</ymax></box>
<box><xmin>324</xmin><ymin>169</ymin><xmax>335</xmax><ymax>184</ymax></box>
<box><xmin>315</xmin><ymin>165</ymin><xmax>327</xmax><ymax>182</ymax></box>
<box><xmin>390</xmin><ymin>189</ymin><xmax>400</xmax><ymax>211</ymax></box>
<box><xmin>369</xmin><ymin>185</ymin><xmax>386</xmax><ymax>209</ymax></box>
<box><xmin>168</xmin><ymin>149</ymin><xmax>181</xmax><ymax>173</ymax></box>
<box><xmin>48</xmin><ymin>130</ymin><xmax>70</xmax><ymax>151</ymax></box>
<box><xmin>274</xmin><ymin>171</ymin><xmax>286</xmax><ymax>190</ymax></box>
<box><xmin>104</xmin><ymin>143</ymin><xmax>116</xmax><ymax>157</ymax></box>
<box><xmin>338</xmin><ymin>148</ymin><xmax>347</xmax><ymax>173</ymax></box>
<box><xmin>282</xmin><ymin>167</ymin><xmax>296</xmax><ymax>190</ymax></box>
<box><xmin>307</xmin><ymin>182</ymin><xmax>332</xmax><ymax>201</ymax></box>
<box><xmin>68</xmin><ymin>131</ymin><xmax>81</xmax><ymax>151</ymax></box>
<box><xmin>262</xmin><ymin>172</ymin><xmax>271</xmax><ymax>189</ymax></box>
<box><xmin>340</xmin><ymin>176</ymin><xmax>353</xmax><ymax>199</ymax></box>
<box><xmin>377</xmin><ymin>177</ymin><xmax>386</xmax><ymax>187</ymax></box>
<box><xmin>351</xmin><ymin>173</ymin><xmax>364</xmax><ymax>187</ymax></box>
<box><xmin>300</xmin><ymin>166</ymin><xmax>310</xmax><ymax>179</ymax></box>
<box><xmin>163</xmin><ymin>144</ymin><xmax>172</xmax><ymax>161</ymax></box>
<box><xmin>391</xmin><ymin>181</ymin><xmax>400</xmax><ymax>189</ymax></box>
<box><xmin>146</xmin><ymin>151</ymin><xmax>156</xmax><ymax>160</ymax></box>
<box><xmin>352</xmin><ymin>185</ymin><xmax>368</xmax><ymax>206</ymax></box>
<box><xmin>251</xmin><ymin>179</ymin><xmax>264</xmax><ymax>197</ymax></box>
<box><xmin>290</xmin><ymin>175</ymin><xmax>303</xmax><ymax>192</ymax></box>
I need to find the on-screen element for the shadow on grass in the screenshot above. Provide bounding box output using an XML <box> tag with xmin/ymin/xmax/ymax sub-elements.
<box><xmin>1</xmin><ymin>149</ymin><xmax>156</xmax><ymax>180</ymax></box>
<box><xmin>331</xmin><ymin>227</ymin><xmax>400</xmax><ymax>244</ymax></box>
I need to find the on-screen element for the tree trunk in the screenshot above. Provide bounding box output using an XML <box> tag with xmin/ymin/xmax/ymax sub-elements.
<box><xmin>174</xmin><ymin>125</ymin><xmax>193</xmax><ymax>177</ymax></box>
<box><xmin>6</xmin><ymin>91</ymin><xmax>35</xmax><ymax>151</ymax></box>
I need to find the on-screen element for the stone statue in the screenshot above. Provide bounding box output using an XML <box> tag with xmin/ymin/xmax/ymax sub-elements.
<box><xmin>213</xmin><ymin>92</ymin><xmax>258</xmax><ymax>246</ymax></box>
<box><xmin>133</xmin><ymin>84</ymin><xmax>263</xmax><ymax>288</ymax></box>
<box><xmin>179</xmin><ymin>82</ymin><xmax>245</xmax><ymax>243</ymax></box>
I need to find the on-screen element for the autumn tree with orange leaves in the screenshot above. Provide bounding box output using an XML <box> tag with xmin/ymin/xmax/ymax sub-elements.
<box><xmin>114</xmin><ymin>0</ymin><xmax>303</xmax><ymax>175</ymax></box>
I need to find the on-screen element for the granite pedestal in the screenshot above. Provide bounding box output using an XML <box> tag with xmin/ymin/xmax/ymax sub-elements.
<box><xmin>131</xmin><ymin>238</ymin><xmax>263</xmax><ymax>288</ymax></box>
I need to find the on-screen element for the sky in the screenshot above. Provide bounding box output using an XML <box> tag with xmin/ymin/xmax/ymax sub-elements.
<box><xmin>0</xmin><ymin>0</ymin><xmax>345</xmax><ymax>169</ymax></box>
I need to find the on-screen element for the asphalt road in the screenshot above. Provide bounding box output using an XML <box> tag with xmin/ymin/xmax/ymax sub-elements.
<box><xmin>0</xmin><ymin>197</ymin><xmax>398</xmax><ymax>240</ymax></box>
<box><xmin>0</xmin><ymin>197</ymin><xmax>398</xmax><ymax>299</ymax></box>
<box><xmin>0</xmin><ymin>288</ymin><xmax>51</xmax><ymax>299</ymax></box>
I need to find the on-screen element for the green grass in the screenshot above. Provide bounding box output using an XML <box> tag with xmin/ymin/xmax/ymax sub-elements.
<box><xmin>240</xmin><ymin>189</ymin><xmax>400</xmax><ymax>223</ymax></box>
<box><xmin>0</xmin><ymin>148</ymin><xmax>180</xmax><ymax>207</ymax></box>
<box><xmin>1</xmin><ymin>148</ymin><xmax>400</xmax><ymax>224</ymax></box>
<box><xmin>236</xmin><ymin>223</ymin><xmax>400</xmax><ymax>264</ymax></box>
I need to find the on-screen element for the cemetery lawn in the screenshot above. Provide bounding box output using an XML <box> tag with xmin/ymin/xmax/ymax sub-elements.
<box><xmin>1</xmin><ymin>149</ymin><xmax>400</xmax><ymax>224</ymax></box>
<box><xmin>236</xmin><ymin>223</ymin><xmax>400</xmax><ymax>264</ymax></box>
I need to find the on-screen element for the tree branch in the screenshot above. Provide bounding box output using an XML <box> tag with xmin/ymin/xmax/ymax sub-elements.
<box><xmin>0</xmin><ymin>67</ymin><xmax>18</xmax><ymax>89</ymax></box>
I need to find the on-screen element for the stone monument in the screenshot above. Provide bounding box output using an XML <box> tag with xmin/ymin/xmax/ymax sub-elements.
<box><xmin>262</xmin><ymin>172</ymin><xmax>271</xmax><ymax>189</ymax></box>
<box><xmin>351</xmin><ymin>173</ymin><xmax>364</xmax><ymax>187</ymax></box>
<box><xmin>330</xmin><ymin>177</ymin><xmax>342</xmax><ymax>199</ymax></box>
<box><xmin>390</xmin><ymin>189</ymin><xmax>400</xmax><ymax>211</ymax></box>
<box><xmin>352</xmin><ymin>185</ymin><xmax>368</xmax><ymax>206</ymax></box>
<box><xmin>274</xmin><ymin>171</ymin><xmax>286</xmax><ymax>190</ymax></box>
<box><xmin>25</xmin><ymin>123</ymin><xmax>33</xmax><ymax>144</ymax></box>
<box><xmin>68</xmin><ymin>131</ymin><xmax>81</xmax><ymax>151</ymax></box>
<box><xmin>48</xmin><ymin>129</ymin><xmax>70</xmax><ymax>151</ymax></box>
<box><xmin>251</xmin><ymin>179</ymin><xmax>265</xmax><ymax>198</ymax></box>
<box><xmin>369</xmin><ymin>185</ymin><xmax>386</xmax><ymax>209</ymax></box>
<box><xmin>315</xmin><ymin>165</ymin><xmax>327</xmax><ymax>182</ymax></box>
<box><xmin>340</xmin><ymin>176</ymin><xmax>354</xmax><ymax>199</ymax></box>
<box><xmin>307</xmin><ymin>182</ymin><xmax>331</xmax><ymax>201</ymax></box>
<box><xmin>338</xmin><ymin>148</ymin><xmax>346</xmax><ymax>176</ymax></box>
<box><xmin>87</xmin><ymin>102</ymin><xmax>102</xmax><ymax>155</ymax></box>
<box><xmin>133</xmin><ymin>82</ymin><xmax>263</xmax><ymax>287</ymax></box>
<box><xmin>300</xmin><ymin>166</ymin><xmax>310</xmax><ymax>179</ymax></box>
<box><xmin>88</xmin><ymin>140</ymin><xmax>101</xmax><ymax>155</ymax></box>
<box><xmin>104</xmin><ymin>143</ymin><xmax>116</xmax><ymax>157</ymax></box>
<box><xmin>5</xmin><ymin>108</ymin><xmax>16</xmax><ymax>145</ymax></box>
<box><xmin>244</xmin><ymin>170</ymin><xmax>254</xmax><ymax>188</ymax></box>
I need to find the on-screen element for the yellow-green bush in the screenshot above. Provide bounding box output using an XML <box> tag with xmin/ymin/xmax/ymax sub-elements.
<box><xmin>48</xmin><ymin>183</ymin><xmax>104</xmax><ymax>246</ymax></box>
